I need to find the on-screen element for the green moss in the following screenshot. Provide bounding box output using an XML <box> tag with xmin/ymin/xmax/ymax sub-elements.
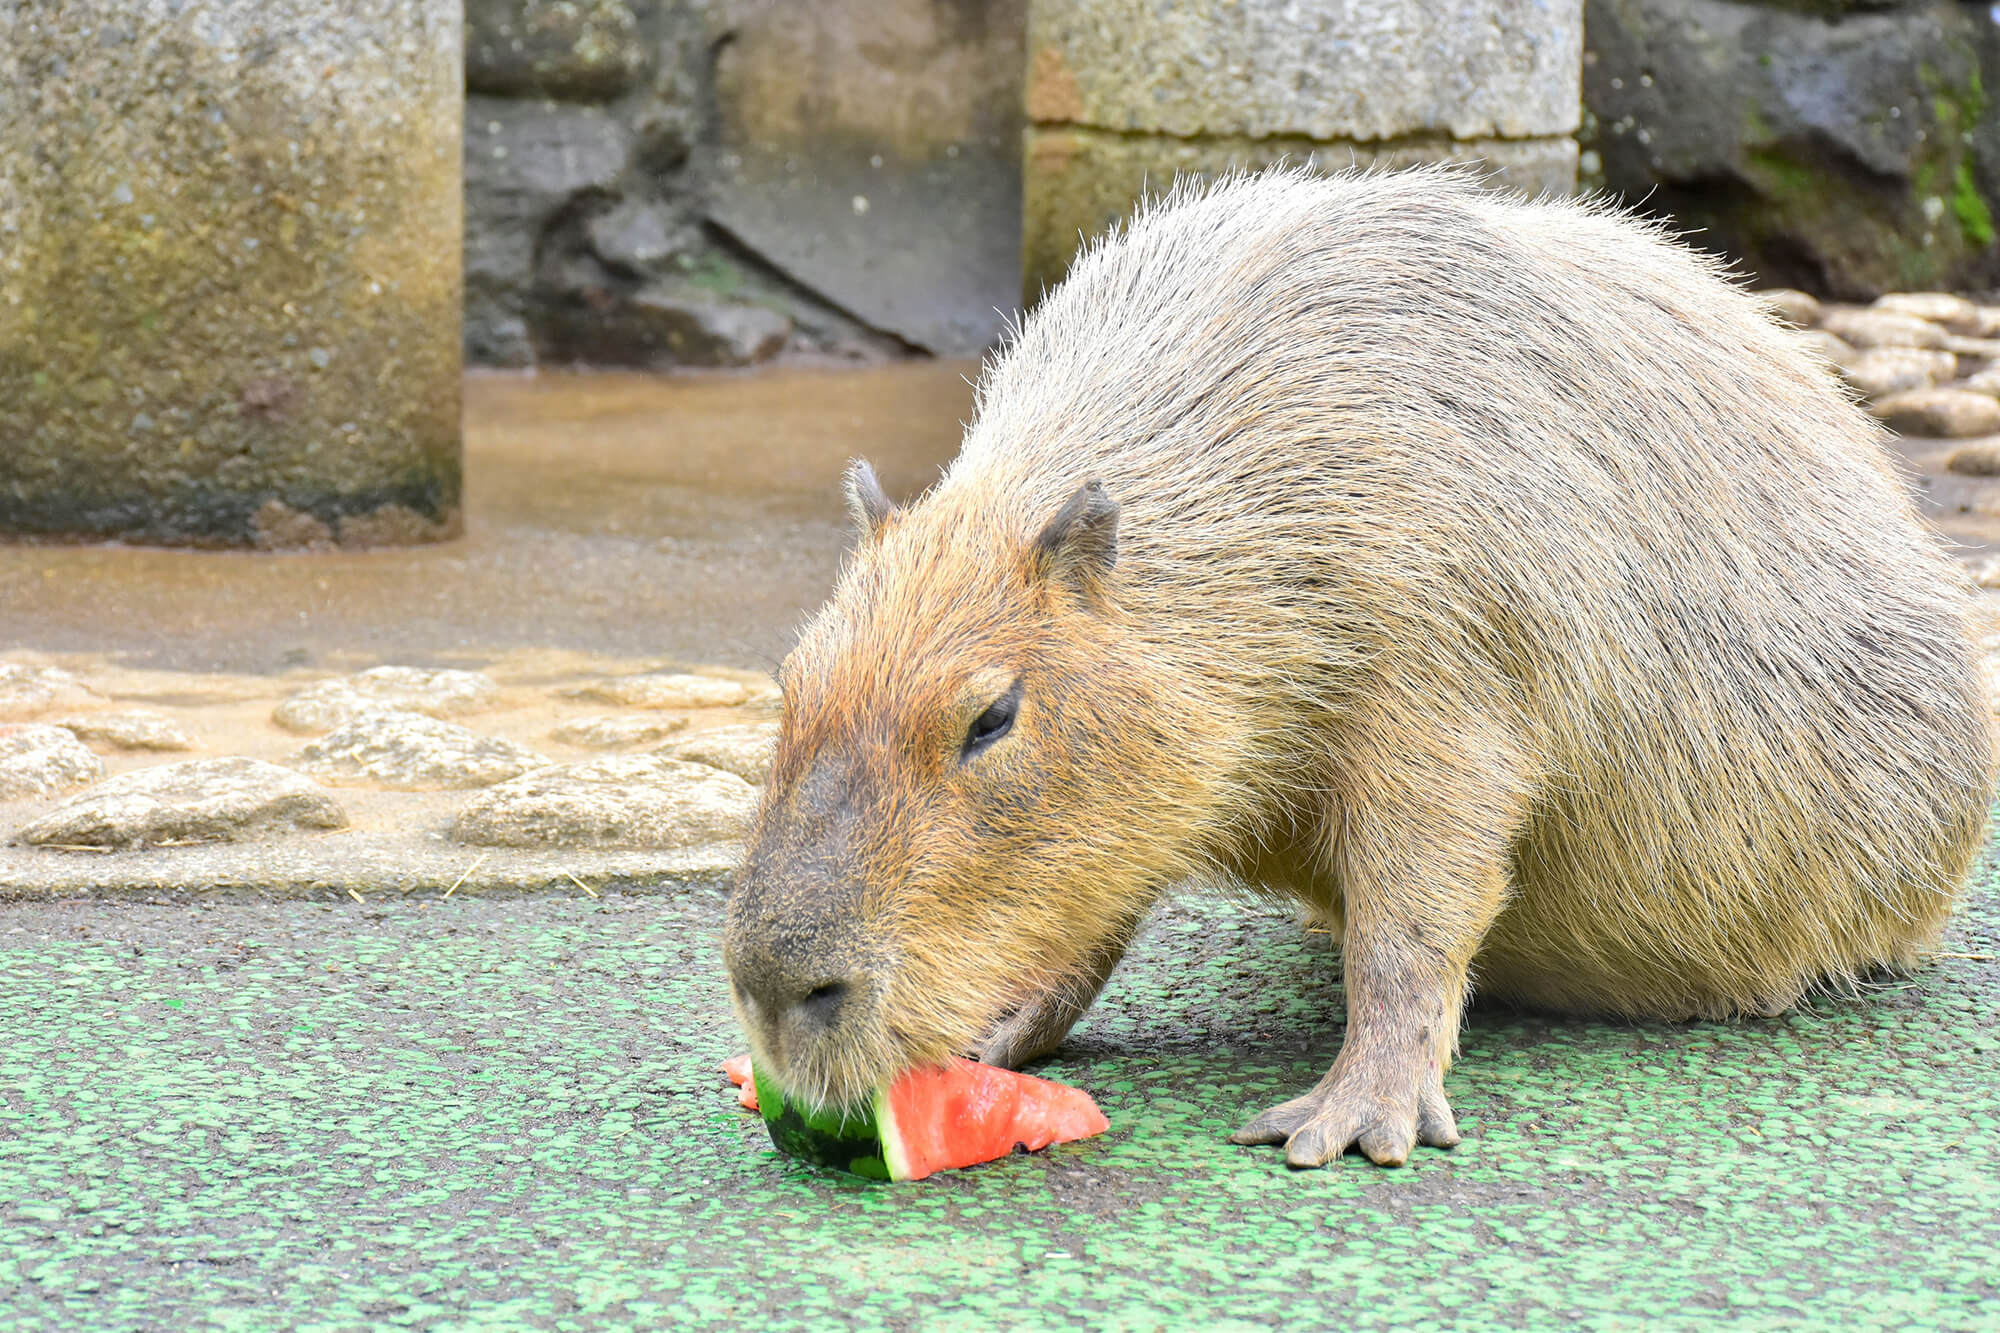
<box><xmin>1746</xmin><ymin>149</ymin><xmax>1818</xmax><ymax>201</ymax></box>
<box><xmin>676</xmin><ymin>251</ymin><xmax>750</xmax><ymax>298</ymax></box>
<box><xmin>1953</xmin><ymin>162</ymin><xmax>1995</xmax><ymax>247</ymax></box>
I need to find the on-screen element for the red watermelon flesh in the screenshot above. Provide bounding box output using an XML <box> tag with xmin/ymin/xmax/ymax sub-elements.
<box><xmin>720</xmin><ymin>1052</ymin><xmax>1109</xmax><ymax>1180</ymax></box>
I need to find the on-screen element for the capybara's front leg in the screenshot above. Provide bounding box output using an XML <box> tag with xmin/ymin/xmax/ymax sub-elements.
<box><xmin>1234</xmin><ymin>719</ymin><xmax>1525</xmax><ymax>1167</ymax></box>
<box><xmin>973</xmin><ymin>909</ymin><xmax>1146</xmax><ymax>1069</ymax></box>
<box><xmin>1230</xmin><ymin>921</ymin><xmax>1474</xmax><ymax>1166</ymax></box>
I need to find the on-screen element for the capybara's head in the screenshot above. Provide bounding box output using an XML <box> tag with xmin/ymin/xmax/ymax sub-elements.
<box><xmin>723</xmin><ymin>460</ymin><xmax>1224</xmax><ymax>1109</ymax></box>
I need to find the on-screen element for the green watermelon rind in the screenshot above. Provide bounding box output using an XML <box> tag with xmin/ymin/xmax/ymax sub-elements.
<box><xmin>751</xmin><ymin>1062</ymin><xmax>897</xmax><ymax>1181</ymax></box>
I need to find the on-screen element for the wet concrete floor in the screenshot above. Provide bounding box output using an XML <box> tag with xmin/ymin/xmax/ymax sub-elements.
<box><xmin>5</xmin><ymin>362</ymin><xmax>2000</xmax><ymax>682</ymax></box>
<box><xmin>0</xmin><ymin>364</ymin><xmax>978</xmax><ymax>676</ymax></box>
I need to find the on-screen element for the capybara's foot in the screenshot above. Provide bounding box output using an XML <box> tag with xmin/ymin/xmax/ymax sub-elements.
<box><xmin>1230</xmin><ymin>1053</ymin><xmax>1460</xmax><ymax>1168</ymax></box>
<box><xmin>970</xmin><ymin>990</ymin><xmax>1086</xmax><ymax>1069</ymax></box>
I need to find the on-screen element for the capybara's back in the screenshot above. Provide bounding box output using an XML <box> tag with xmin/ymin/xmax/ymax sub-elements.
<box><xmin>726</xmin><ymin>168</ymin><xmax>1997</xmax><ymax>1169</ymax></box>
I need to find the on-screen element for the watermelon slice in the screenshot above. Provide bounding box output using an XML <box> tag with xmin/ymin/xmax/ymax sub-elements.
<box><xmin>720</xmin><ymin>1053</ymin><xmax>1109</xmax><ymax>1181</ymax></box>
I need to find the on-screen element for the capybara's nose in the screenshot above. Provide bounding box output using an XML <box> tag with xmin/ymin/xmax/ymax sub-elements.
<box><xmin>737</xmin><ymin>970</ymin><xmax>856</xmax><ymax>1038</ymax></box>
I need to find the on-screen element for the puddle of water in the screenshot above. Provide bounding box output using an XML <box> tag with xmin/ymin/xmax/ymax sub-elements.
<box><xmin>0</xmin><ymin>363</ymin><xmax>978</xmax><ymax>675</ymax></box>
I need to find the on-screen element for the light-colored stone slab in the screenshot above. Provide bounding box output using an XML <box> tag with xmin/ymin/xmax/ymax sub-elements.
<box><xmin>274</xmin><ymin>667</ymin><xmax>502</xmax><ymax>734</ymax></box>
<box><xmin>450</xmin><ymin>755</ymin><xmax>757</xmax><ymax>849</ymax></box>
<box><xmin>563</xmin><ymin>672</ymin><xmax>755</xmax><ymax>710</ymax></box>
<box><xmin>295</xmin><ymin>713</ymin><xmax>547</xmax><ymax>790</ymax></box>
<box><xmin>0</xmin><ymin>724</ymin><xmax>105</xmax><ymax>799</ymax></box>
<box><xmin>656</xmin><ymin>722</ymin><xmax>780</xmax><ymax>785</ymax></box>
<box><xmin>0</xmin><ymin>664</ymin><xmax>104</xmax><ymax>721</ymax></box>
<box><xmin>1838</xmin><ymin>347</ymin><xmax>1957</xmax><ymax>400</ymax></box>
<box><xmin>15</xmin><ymin>757</ymin><xmax>347</xmax><ymax>849</ymax></box>
<box><xmin>551</xmin><ymin>714</ymin><xmax>692</xmax><ymax>749</ymax></box>
<box><xmin>55</xmin><ymin>709</ymin><xmax>195</xmax><ymax>752</ymax></box>
<box><xmin>1871</xmin><ymin>390</ymin><xmax>2000</xmax><ymax>440</ymax></box>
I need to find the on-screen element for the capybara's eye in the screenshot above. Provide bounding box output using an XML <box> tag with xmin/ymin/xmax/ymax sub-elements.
<box><xmin>963</xmin><ymin>680</ymin><xmax>1023</xmax><ymax>759</ymax></box>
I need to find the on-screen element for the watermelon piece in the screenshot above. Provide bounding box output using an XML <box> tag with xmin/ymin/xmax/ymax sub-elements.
<box><xmin>720</xmin><ymin>1052</ymin><xmax>1109</xmax><ymax>1181</ymax></box>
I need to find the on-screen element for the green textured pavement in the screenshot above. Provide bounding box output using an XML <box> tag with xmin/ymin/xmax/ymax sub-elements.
<box><xmin>3</xmin><ymin>863</ymin><xmax>1998</xmax><ymax>1331</ymax></box>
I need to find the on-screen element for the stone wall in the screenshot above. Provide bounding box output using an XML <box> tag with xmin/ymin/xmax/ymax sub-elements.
<box><xmin>2</xmin><ymin>0</ymin><xmax>463</xmax><ymax>548</ymax></box>
<box><xmin>1583</xmin><ymin>0</ymin><xmax>2000</xmax><ymax>299</ymax></box>
<box><xmin>463</xmin><ymin>0</ymin><xmax>1026</xmax><ymax>369</ymax></box>
<box><xmin>1021</xmin><ymin>0</ymin><xmax>1584</xmax><ymax>299</ymax></box>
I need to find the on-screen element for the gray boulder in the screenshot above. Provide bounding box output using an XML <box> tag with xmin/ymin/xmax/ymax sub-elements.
<box><xmin>1584</xmin><ymin>0</ymin><xmax>2000</xmax><ymax>298</ymax></box>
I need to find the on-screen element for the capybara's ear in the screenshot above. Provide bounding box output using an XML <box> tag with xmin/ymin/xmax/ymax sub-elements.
<box><xmin>844</xmin><ymin>458</ymin><xmax>898</xmax><ymax>540</ymax></box>
<box><xmin>1033</xmin><ymin>480</ymin><xmax>1119</xmax><ymax>592</ymax></box>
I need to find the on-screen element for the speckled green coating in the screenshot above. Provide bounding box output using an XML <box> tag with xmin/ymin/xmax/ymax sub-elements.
<box><xmin>2</xmin><ymin>859</ymin><xmax>1997</xmax><ymax>1329</ymax></box>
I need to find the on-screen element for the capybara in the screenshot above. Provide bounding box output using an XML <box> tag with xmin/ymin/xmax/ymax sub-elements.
<box><xmin>722</xmin><ymin>167</ymin><xmax>1996</xmax><ymax>1169</ymax></box>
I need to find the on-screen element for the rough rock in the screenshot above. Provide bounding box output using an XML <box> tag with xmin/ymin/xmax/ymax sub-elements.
<box><xmin>565</xmin><ymin>672</ymin><xmax>755</xmax><ymax>710</ymax></box>
<box><xmin>464</xmin><ymin>97</ymin><xmax>631</xmax><ymax>368</ymax></box>
<box><xmin>0</xmin><ymin>664</ymin><xmax>104</xmax><ymax>721</ymax></box>
<box><xmin>585</xmin><ymin>197</ymin><xmax>693</xmax><ymax>275</ymax></box>
<box><xmin>15</xmin><ymin>758</ymin><xmax>347</xmax><ymax>849</ymax></box>
<box><xmin>0</xmin><ymin>725</ymin><xmax>105</xmax><ymax>800</ymax></box>
<box><xmin>466</xmin><ymin>0</ymin><xmax>649</xmax><ymax>102</ymax></box>
<box><xmin>1838</xmin><ymin>347</ymin><xmax>1957</xmax><ymax>399</ymax></box>
<box><xmin>1965</xmin><ymin>552</ymin><xmax>2000</xmax><ymax>589</ymax></box>
<box><xmin>295</xmin><ymin>713</ymin><xmax>547</xmax><ymax>790</ymax></box>
<box><xmin>656</xmin><ymin>722</ymin><xmax>780</xmax><ymax>785</ymax></box>
<box><xmin>1818</xmin><ymin>309</ymin><xmax>1949</xmax><ymax>351</ymax></box>
<box><xmin>450</xmin><ymin>755</ymin><xmax>757</xmax><ymax>849</ymax></box>
<box><xmin>1943</xmin><ymin>337</ymin><xmax>2000</xmax><ymax>371</ymax></box>
<box><xmin>274</xmin><ymin>667</ymin><xmax>501</xmax><ymax>734</ymax></box>
<box><xmin>1870</xmin><ymin>389</ymin><xmax>2000</xmax><ymax>439</ymax></box>
<box><xmin>1789</xmin><ymin>329</ymin><xmax>1855</xmax><ymax>369</ymax></box>
<box><xmin>1946</xmin><ymin>443</ymin><xmax>2000</xmax><ymax>478</ymax></box>
<box><xmin>534</xmin><ymin>285</ymin><xmax>793</xmax><ymax>369</ymax></box>
<box><xmin>1874</xmin><ymin>293</ymin><xmax>1984</xmax><ymax>336</ymax></box>
<box><xmin>1762</xmin><ymin>288</ymin><xmax>1822</xmax><ymax>328</ymax></box>
<box><xmin>1957</xmin><ymin>367</ymin><xmax>2000</xmax><ymax>400</ymax></box>
<box><xmin>1584</xmin><ymin>0</ymin><xmax>2000</xmax><ymax>299</ymax></box>
<box><xmin>55</xmin><ymin>709</ymin><xmax>195</xmax><ymax>752</ymax></box>
<box><xmin>551</xmin><ymin>714</ymin><xmax>691</xmax><ymax>749</ymax></box>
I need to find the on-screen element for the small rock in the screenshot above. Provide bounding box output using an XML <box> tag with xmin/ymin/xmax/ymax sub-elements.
<box><xmin>565</xmin><ymin>672</ymin><xmax>754</xmax><ymax>710</ymax></box>
<box><xmin>587</xmin><ymin>197</ymin><xmax>691</xmax><ymax>273</ymax></box>
<box><xmin>295</xmin><ymin>713</ymin><xmax>547</xmax><ymax>790</ymax></box>
<box><xmin>450</xmin><ymin>755</ymin><xmax>757</xmax><ymax>849</ymax></box>
<box><xmin>1964</xmin><ymin>553</ymin><xmax>2000</xmax><ymax>589</ymax></box>
<box><xmin>657</xmin><ymin>722</ymin><xmax>781</xmax><ymax>784</ymax></box>
<box><xmin>1871</xmin><ymin>389</ymin><xmax>2000</xmax><ymax>439</ymax></box>
<box><xmin>1762</xmin><ymin>288</ymin><xmax>1821</xmax><ymax>328</ymax></box>
<box><xmin>1872</xmin><ymin>293</ymin><xmax>1984</xmax><ymax>336</ymax></box>
<box><xmin>1839</xmin><ymin>347</ymin><xmax>1958</xmax><ymax>399</ymax></box>
<box><xmin>1944</xmin><ymin>336</ymin><xmax>2000</xmax><ymax>371</ymax></box>
<box><xmin>0</xmin><ymin>664</ymin><xmax>104</xmax><ymax>721</ymax></box>
<box><xmin>1956</xmin><ymin>367</ymin><xmax>2000</xmax><ymax>400</ymax></box>
<box><xmin>1819</xmin><ymin>308</ymin><xmax>1949</xmax><ymax>351</ymax></box>
<box><xmin>55</xmin><ymin>709</ymin><xmax>195</xmax><ymax>752</ymax></box>
<box><xmin>550</xmin><ymin>714</ymin><xmax>691</xmax><ymax>749</ymax></box>
<box><xmin>1975</xmin><ymin>307</ymin><xmax>2000</xmax><ymax>340</ymax></box>
<box><xmin>15</xmin><ymin>757</ymin><xmax>347</xmax><ymax>849</ymax></box>
<box><xmin>1946</xmin><ymin>443</ymin><xmax>2000</xmax><ymax>477</ymax></box>
<box><xmin>0</xmin><ymin>725</ymin><xmax>105</xmax><ymax>799</ymax></box>
<box><xmin>626</xmin><ymin>288</ymin><xmax>793</xmax><ymax>367</ymax></box>
<box><xmin>1789</xmin><ymin>329</ymin><xmax>1854</xmax><ymax>369</ymax></box>
<box><xmin>274</xmin><ymin>666</ymin><xmax>501</xmax><ymax>734</ymax></box>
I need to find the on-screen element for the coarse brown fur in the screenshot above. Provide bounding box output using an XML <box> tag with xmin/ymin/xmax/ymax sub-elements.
<box><xmin>722</xmin><ymin>167</ymin><xmax>1997</xmax><ymax>1168</ymax></box>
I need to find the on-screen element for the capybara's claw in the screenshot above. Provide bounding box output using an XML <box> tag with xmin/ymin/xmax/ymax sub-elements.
<box><xmin>1235</xmin><ymin>1060</ymin><xmax>1459</xmax><ymax>1168</ymax></box>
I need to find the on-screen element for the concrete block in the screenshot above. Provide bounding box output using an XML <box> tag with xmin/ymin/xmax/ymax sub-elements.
<box><xmin>0</xmin><ymin>0</ymin><xmax>464</xmax><ymax>547</ymax></box>
<box><xmin>1028</xmin><ymin>0</ymin><xmax>1583</xmax><ymax>142</ymax></box>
